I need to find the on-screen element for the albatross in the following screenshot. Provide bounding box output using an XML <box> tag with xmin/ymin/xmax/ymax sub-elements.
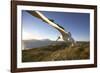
<box><xmin>26</xmin><ymin>11</ymin><xmax>76</xmax><ymax>46</ymax></box>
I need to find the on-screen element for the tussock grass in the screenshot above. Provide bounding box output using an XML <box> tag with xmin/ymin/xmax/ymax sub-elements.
<box><xmin>22</xmin><ymin>42</ymin><xmax>90</xmax><ymax>62</ymax></box>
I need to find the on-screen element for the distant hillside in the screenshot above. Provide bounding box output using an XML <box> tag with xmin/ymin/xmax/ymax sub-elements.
<box><xmin>22</xmin><ymin>41</ymin><xmax>90</xmax><ymax>62</ymax></box>
<box><xmin>22</xmin><ymin>39</ymin><xmax>64</xmax><ymax>50</ymax></box>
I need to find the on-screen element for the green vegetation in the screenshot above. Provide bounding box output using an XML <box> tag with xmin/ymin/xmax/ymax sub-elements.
<box><xmin>22</xmin><ymin>41</ymin><xmax>90</xmax><ymax>62</ymax></box>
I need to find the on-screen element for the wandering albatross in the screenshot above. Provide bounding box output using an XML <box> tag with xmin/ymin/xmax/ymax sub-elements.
<box><xmin>26</xmin><ymin>11</ymin><xmax>76</xmax><ymax>46</ymax></box>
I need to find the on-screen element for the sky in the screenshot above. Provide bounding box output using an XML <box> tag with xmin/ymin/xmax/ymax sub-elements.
<box><xmin>22</xmin><ymin>10</ymin><xmax>90</xmax><ymax>41</ymax></box>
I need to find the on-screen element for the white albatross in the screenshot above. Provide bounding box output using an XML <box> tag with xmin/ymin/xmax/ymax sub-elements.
<box><xmin>27</xmin><ymin>11</ymin><xmax>76</xmax><ymax>46</ymax></box>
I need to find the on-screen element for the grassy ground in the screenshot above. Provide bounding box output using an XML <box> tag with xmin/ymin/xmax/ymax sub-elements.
<box><xmin>22</xmin><ymin>41</ymin><xmax>90</xmax><ymax>62</ymax></box>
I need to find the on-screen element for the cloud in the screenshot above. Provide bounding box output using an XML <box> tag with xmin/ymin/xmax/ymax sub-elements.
<box><xmin>22</xmin><ymin>30</ymin><xmax>46</xmax><ymax>40</ymax></box>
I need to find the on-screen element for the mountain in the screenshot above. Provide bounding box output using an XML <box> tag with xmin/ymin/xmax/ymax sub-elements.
<box><xmin>22</xmin><ymin>39</ymin><xmax>56</xmax><ymax>50</ymax></box>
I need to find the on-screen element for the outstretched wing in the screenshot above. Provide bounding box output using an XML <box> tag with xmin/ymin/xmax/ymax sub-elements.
<box><xmin>27</xmin><ymin>11</ymin><xmax>66</xmax><ymax>32</ymax></box>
